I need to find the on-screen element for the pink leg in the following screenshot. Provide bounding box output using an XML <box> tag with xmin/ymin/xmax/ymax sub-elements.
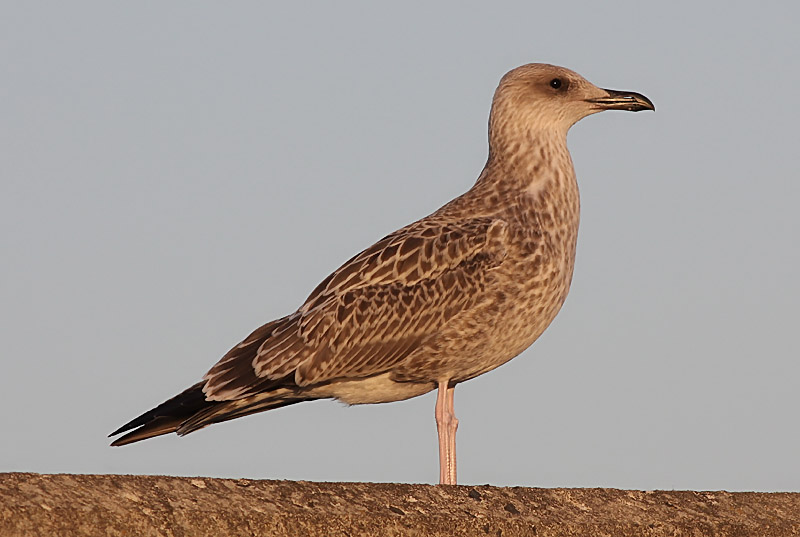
<box><xmin>435</xmin><ymin>381</ymin><xmax>459</xmax><ymax>485</ymax></box>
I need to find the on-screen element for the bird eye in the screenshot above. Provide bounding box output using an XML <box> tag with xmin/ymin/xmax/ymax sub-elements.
<box><xmin>550</xmin><ymin>78</ymin><xmax>563</xmax><ymax>89</ymax></box>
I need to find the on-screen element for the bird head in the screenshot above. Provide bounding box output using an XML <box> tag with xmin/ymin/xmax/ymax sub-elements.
<box><xmin>489</xmin><ymin>63</ymin><xmax>654</xmax><ymax>143</ymax></box>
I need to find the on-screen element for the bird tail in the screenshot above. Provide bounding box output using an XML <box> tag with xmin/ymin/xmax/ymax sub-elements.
<box><xmin>109</xmin><ymin>381</ymin><xmax>309</xmax><ymax>446</ymax></box>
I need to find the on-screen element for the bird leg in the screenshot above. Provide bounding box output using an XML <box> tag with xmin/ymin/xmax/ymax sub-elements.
<box><xmin>435</xmin><ymin>380</ymin><xmax>458</xmax><ymax>485</ymax></box>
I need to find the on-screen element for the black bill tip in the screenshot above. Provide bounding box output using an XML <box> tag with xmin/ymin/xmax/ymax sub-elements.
<box><xmin>587</xmin><ymin>89</ymin><xmax>655</xmax><ymax>112</ymax></box>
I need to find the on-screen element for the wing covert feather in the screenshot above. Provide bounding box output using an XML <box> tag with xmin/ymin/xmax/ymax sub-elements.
<box><xmin>203</xmin><ymin>218</ymin><xmax>508</xmax><ymax>398</ymax></box>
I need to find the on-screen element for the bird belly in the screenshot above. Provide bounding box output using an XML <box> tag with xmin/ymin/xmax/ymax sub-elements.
<box><xmin>306</xmin><ymin>372</ymin><xmax>435</xmax><ymax>405</ymax></box>
<box><xmin>392</xmin><ymin>249</ymin><xmax>575</xmax><ymax>385</ymax></box>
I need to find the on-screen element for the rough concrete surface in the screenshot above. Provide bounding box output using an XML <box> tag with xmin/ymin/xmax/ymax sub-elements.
<box><xmin>1</xmin><ymin>473</ymin><xmax>798</xmax><ymax>536</ymax></box>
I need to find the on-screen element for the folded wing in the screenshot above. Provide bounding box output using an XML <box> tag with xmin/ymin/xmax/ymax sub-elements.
<box><xmin>203</xmin><ymin>217</ymin><xmax>509</xmax><ymax>400</ymax></box>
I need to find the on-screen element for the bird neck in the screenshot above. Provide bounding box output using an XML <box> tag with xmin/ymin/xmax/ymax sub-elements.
<box><xmin>479</xmin><ymin>127</ymin><xmax>577</xmax><ymax>205</ymax></box>
<box><xmin>475</xmin><ymin>125</ymin><xmax>582</xmax><ymax>304</ymax></box>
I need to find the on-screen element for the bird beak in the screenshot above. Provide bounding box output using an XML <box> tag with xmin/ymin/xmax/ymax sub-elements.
<box><xmin>586</xmin><ymin>89</ymin><xmax>655</xmax><ymax>112</ymax></box>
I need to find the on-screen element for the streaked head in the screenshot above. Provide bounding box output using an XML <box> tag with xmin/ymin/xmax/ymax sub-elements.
<box><xmin>489</xmin><ymin>63</ymin><xmax>654</xmax><ymax>140</ymax></box>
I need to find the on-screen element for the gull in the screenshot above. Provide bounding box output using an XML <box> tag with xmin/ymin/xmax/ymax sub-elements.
<box><xmin>110</xmin><ymin>63</ymin><xmax>654</xmax><ymax>485</ymax></box>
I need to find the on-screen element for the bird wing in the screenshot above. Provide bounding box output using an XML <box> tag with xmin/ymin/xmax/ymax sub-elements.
<box><xmin>202</xmin><ymin>217</ymin><xmax>508</xmax><ymax>400</ymax></box>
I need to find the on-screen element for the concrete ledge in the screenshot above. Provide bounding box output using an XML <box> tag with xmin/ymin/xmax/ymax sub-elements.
<box><xmin>1</xmin><ymin>472</ymin><xmax>798</xmax><ymax>536</ymax></box>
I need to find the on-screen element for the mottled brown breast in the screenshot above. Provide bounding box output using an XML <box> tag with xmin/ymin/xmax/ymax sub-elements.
<box><xmin>393</xmin><ymin>146</ymin><xmax>581</xmax><ymax>384</ymax></box>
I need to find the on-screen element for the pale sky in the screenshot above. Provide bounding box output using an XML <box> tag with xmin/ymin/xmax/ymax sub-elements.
<box><xmin>2</xmin><ymin>2</ymin><xmax>799</xmax><ymax>491</ymax></box>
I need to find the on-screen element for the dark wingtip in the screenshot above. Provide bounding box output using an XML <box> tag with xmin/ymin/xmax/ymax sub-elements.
<box><xmin>108</xmin><ymin>381</ymin><xmax>209</xmax><ymax>446</ymax></box>
<box><xmin>109</xmin><ymin>422</ymin><xmax>136</xmax><ymax>438</ymax></box>
<box><xmin>108</xmin><ymin>409</ymin><xmax>161</xmax><ymax>439</ymax></box>
<box><xmin>109</xmin><ymin>416</ymin><xmax>186</xmax><ymax>446</ymax></box>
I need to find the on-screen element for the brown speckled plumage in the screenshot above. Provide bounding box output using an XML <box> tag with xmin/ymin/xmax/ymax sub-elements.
<box><xmin>110</xmin><ymin>64</ymin><xmax>653</xmax><ymax>483</ymax></box>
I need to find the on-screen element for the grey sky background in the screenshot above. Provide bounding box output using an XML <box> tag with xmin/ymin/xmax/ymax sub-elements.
<box><xmin>2</xmin><ymin>2</ymin><xmax>799</xmax><ymax>491</ymax></box>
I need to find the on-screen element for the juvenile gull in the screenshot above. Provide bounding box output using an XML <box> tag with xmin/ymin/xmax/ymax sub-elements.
<box><xmin>110</xmin><ymin>64</ymin><xmax>654</xmax><ymax>485</ymax></box>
